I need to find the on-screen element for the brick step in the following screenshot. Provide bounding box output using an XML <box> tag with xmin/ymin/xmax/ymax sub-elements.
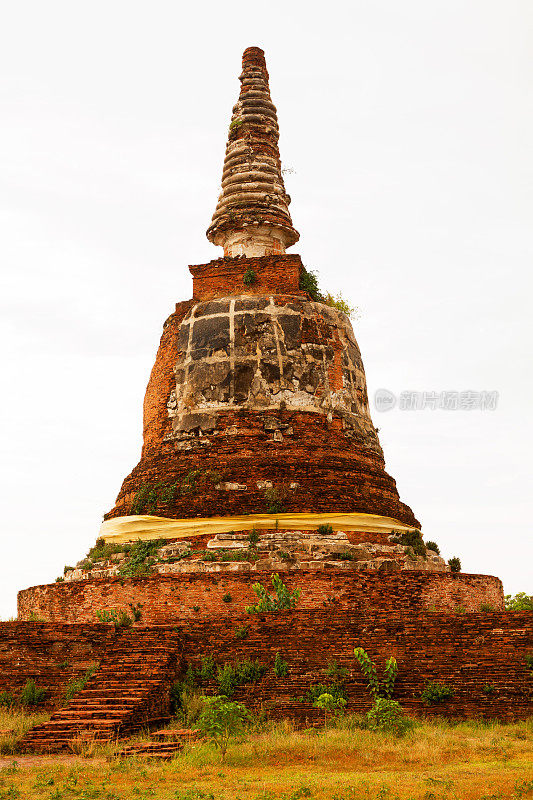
<box><xmin>118</xmin><ymin>742</ymin><xmax>183</xmax><ymax>759</ymax></box>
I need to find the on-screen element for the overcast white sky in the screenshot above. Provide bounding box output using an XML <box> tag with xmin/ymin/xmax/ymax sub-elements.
<box><xmin>1</xmin><ymin>1</ymin><xmax>531</xmax><ymax>618</ymax></box>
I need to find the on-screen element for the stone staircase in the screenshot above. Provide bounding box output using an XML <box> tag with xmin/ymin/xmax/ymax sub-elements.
<box><xmin>19</xmin><ymin>627</ymin><xmax>182</xmax><ymax>753</ymax></box>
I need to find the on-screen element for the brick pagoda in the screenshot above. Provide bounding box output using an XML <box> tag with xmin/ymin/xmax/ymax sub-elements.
<box><xmin>11</xmin><ymin>49</ymin><xmax>531</xmax><ymax>753</ymax></box>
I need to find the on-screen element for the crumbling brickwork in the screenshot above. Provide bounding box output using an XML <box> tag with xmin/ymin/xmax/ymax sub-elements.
<box><xmin>0</xmin><ymin>623</ymin><xmax>114</xmax><ymax>709</ymax></box>
<box><xmin>107</xmin><ymin>279</ymin><xmax>419</xmax><ymax>527</ymax></box>
<box><xmin>1</xmin><ymin>611</ymin><xmax>532</xmax><ymax>725</ymax></box>
<box><xmin>18</xmin><ymin>571</ymin><xmax>504</xmax><ymax>624</ymax></box>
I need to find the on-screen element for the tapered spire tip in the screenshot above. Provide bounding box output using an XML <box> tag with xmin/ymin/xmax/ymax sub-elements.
<box><xmin>206</xmin><ymin>48</ymin><xmax>299</xmax><ymax>257</ymax></box>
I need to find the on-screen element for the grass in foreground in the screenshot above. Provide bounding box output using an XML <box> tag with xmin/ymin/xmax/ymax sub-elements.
<box><xmin>0</xmin><ymin>717</ymin><xmax>532</xmax><ymax>799</ymax></box>
<box><xmin>0</xmin><ymin>708</ymin><xmax>49</xmax><ymax>755</ymax></box>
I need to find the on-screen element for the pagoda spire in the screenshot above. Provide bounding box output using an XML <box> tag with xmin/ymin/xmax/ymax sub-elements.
<box><xmin>206</xmin><ymin>46</ymin><xmax>299</xmax><ymax>257</ymax></box>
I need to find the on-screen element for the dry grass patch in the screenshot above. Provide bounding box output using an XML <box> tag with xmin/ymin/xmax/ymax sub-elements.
<box><xmin>0</xmin><ymin>708</ymin><xmax>49</xmax><ymax>755</ymax></box>
<box><xmin>0</xmin><ymin>717</ymin><xmax>531</xmax><ymax>799</ymax></box>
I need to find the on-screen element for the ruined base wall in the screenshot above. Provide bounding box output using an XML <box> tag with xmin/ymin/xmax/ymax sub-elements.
<box><xmin>0</xmin><ymin>623</ymin><xmax>114</xmax><ymax>709</ymax></box>
<box><xmin>1</xmin><ymin>611</ymin><xmax>532</xmax><ymax>721</ymax></box>
<box><xmin>177</xmin><ymin>609</ymin><xmax>533</xmax><ymax>721</ymax></box>
<box><xmin>18</xmin><ymin>571</ymin><xmax>504</xmax><ymax>624</ymax></box>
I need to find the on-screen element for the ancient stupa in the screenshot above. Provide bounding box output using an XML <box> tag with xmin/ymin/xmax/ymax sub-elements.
<box><xmin>13</xmin><ymin>51</ymin><xmax>527</xmax><ymax>756</ymax></box>
<box><xmin>99</xmin><ymin>46</ymin><xmax>420</xmax><ymax>547</ymax></box>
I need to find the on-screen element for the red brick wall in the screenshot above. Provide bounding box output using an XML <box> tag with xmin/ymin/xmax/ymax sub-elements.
<box><xmin>107</xmin><ymin>408</ymin><xmax>418</xmax><ymax>525</ymax></box>
<box><xmin>18</xmin><ymin>571</ymin><xmax>504</xmax><ymax>624</ymax></box>
<box><xmin>141</xmin><ymin>300</ymin><xmax>194</xmax><ymax>453</ymax></box>
<box><xmin>2</xmin><ymin>611</ymin><xmax>531</xmax><ymax>722</ymax></box>
<box><xmin>0</xmin><ymin>623</ymin><xmax>114</xmax><ymax>709</ymax></box>
<box><xmin>190</xmin><ymin>254</ymin><xmax>305</xmax><ymax>300</ymax></box>
<box><xmin>177</xmin><ymin>609</ymin><xmax>533</xmax><ymax>721</ymax></box>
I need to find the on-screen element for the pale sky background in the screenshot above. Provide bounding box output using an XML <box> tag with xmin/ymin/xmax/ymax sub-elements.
<box><xmin>0</xmin><ymin>1</ymin><xmax>531</xmax><ymax>618</ymax></box>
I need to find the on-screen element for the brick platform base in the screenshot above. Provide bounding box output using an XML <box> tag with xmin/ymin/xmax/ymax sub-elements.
<box><xmin>18</xmin><ymin>570</ymin><xmax>504</xmax><ymax>624</ymax></box>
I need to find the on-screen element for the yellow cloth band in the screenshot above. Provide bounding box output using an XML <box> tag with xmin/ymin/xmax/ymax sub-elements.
<box><xmin>99</xmin><ymin>512</ymin><xmax>415</xmax><ymax>544</ymax></box>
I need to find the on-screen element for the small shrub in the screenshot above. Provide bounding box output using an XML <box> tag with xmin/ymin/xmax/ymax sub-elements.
<box><xmin>264</xmin><ymin>486</ymin><xmax>286</xmax><ymax>514</ymax></box>
<box><xmin>299</xmin><ymin>267</ymin><xmax>322</xmax><ymax>301</ymax></box>
<box><xmin>0</xmin><ymin>691</ymin><xmax>16</xmax><ymax>708</ymax></box>
<box><xmin>217</xmin><ymin>658</ymin><xmax>267</xmax><ymax>696</ymax></box>
<box><xmin>273</xmin><ymin>652</ymin><xmax>288</xmax><ymax>677</ymax></box>
<box><xmin>482</xmin><ymin>683</ymin><xmax>496</xmax><ymax>695</ymax></box>
<box><xmin>455</xmin><ymin>605</ymin><xmax>466</xmax><ymax>614</ymax></box>
<box><xmin>235</xmin><ymin>625</ymin><xmax>249</xmax><ymax>640</ymax></box>
<box><xmin>243</xmin><ymin>267</ymin><xmax>257</xmax><ymax>286</ymax></box>
<box><xmin>323</xmin><ymin>291</ymin><xmax>359</xmax><ymax>319</ymax></box>
<box><xmin>194</xmin><ymin>655</ymin><xmax>216</xmax><ymax>682</ymax></box>
<box><xmin>20</xmin><ymin>680</ymin><xmax>47</xmax><ymax>706</ymax></box>
<box><xmin>248</xmin><ymin>528</ymin><xmax>260</xmax><ymax>546</ymax></box>
<box><xmin>306</xmin><ymin>683</ymin><xmax>347</xmax><ymax>704</ymax></box>
<box><xmin>95</xmin><ymin>608</ymin><xmax>133</xmax><ymax>628</ymax></box>
<box><xmin>365</xmin><ymin>697</ymin><xmax>412</xmax><ymax>736</ymax></box>
<box><xmin>480</xmin><ymin>603</ymin><xmax>496</xmax><ymax>612</ymax></box>
<box><xmin>354</xmin><ymin>647</ymin><xmax>398</xmax><ymax>701</ymax></box>
<box><xmin>222</xmin><ymin>593</ymin><xmax>232</xmax><ymax>604</ymax></box>
<box><xmin>63</xmin><ymin>565</ymin><xmax>74</xmax><ymax>575</ymax></box>
<box><xmin>192</xmin><ymin>605</ymin><xmax>200</xmax><ymax>613</ymax></box>
<box><xmin>246</xmin><ymin>573</ymin><xmax>301</xmax><ymax>614</ymax></box>
<box><xmin>197</xmin><ymin>695</ymin><xmax>251</xmax><ymax>762</ymax></box>
<box><xmin>426</xmin><ymin>541</ymin><xmax>440</xmax><ymax>555</ymax></box>
<box><xmin>317</xmin><ymin>523</ymin><xmax>333</xmax><ymax>536</ymax></box>
<box><xmin>27</xmin><ymin>612</ymin><xmax>46</xmax><ymax>622</ymax></box>
<box><xmin>448</xmin><ymin>556</ymin><xmax>462</xmax><ymax>573</ymax></box>
<box><xmin>524</xmin><ymin>654</ymin><xmax>533</xmax><ymax>671</ymax></box>
<box><xmin>118</xmin><ymin>538</ymin><xmax>164</xmax><ymax>578</ymax></box>
<box><xmin>202</xmin><ymin>550</ymin><xmax>218</xmax><ymax>562</ymax></box>
<box><xmin>55</xmin><ymin>577</ymin><xmax>64</xmax><ymax>583</ymax></box>
<box><xmin>277</xmin><ymin>550</ymin><xmax>294</xmax><ymax>562</ymax></box>
<box><xmin>420</xmin><ymin>680</ymin><xmax>455</xmax><ymax>705</ymax></box>
<box><xmin>128</xmin><ymin>602</ymin><xmax>143</xmax><ymax>622</ymax></box>
<box><xmin>63</xmin><ymin>664</ymin><xmax>98</xmax><ymax>703</ymax></box>
<box><xmin>325</xmin><ymin>660</ymin><xmax>349</xmax><ymax>681</ymax></box>
<box><xmin>505</xmin><ymin>592</ymin><xmax>533</xmax><ymax>611</ymax></box>
<box><xmin>313</xmin><ymin>692</ymin><xmax>346</xmax><ymax>725</ymax></box>
<box><xmin>390</xmin><ymin>529</ymin><xmax>426</xmax><ymax>558</ymax></box>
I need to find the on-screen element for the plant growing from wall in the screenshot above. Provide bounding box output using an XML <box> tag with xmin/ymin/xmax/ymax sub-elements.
<box><xmin>426</xmin><ymin>541</ymin><xmax>440</xmax><ymax>555</ymax></box>
<box><xmin>197</xmin><ymin>695</ymin><xmax>251</xmax><ymax>762</ymax></box>
<box><xmin>299</xmin><ymin>267</ymin><xmax>322</xmax><ymax>301</ymax></box>
<box><xmin>317</xmin><ymin>523</ymin><xmax>334</xmax><ymax>536</ymax></box>
<box><xmin>420</xmin><ymin>681</ymin><xmax>455</xmax><ymax>705</ymax></box>
<box><xmin>353</xmin><ymin>647</ymin><xmax>398</xmax><ymax>701</ymax></box>
<box><xmin>217</xmin><ymin>658</ymin><xmax>267</xmax><ymax>696</ymax></box>
<box><xmin>353</xmin><ymin>647</ymin><xmax>412</xmax><ymax>735</ymax></box>
<box><xmin>264</xmin><ymin>486</ymin><xmax>287</xmax><ymax>514</ymax></box>
<box><xmin>118</xmin><ymin>539</ymin><xmax>164</xmax><ymax>578</ymax></box>
<box><xmin>323</xmin><ymin>292</ymin><xmax>360</xmax><ymax>320</ymax></box>
<box><xmin>20</xmin><ymin>679</ymin><xmax>47</xmax><ymax>706</ymax></box>
<box><xmin>234</xmin><ymin>625</ymin><xmax>250</xmax><ymax>640</ymax></box>
<box><xmin>325</xmin><ymin>660</ymin><xmax>349</xmax><ymax>681</ymax></box>
<box><xmin>243</xmin><ymin>267</ymin><xmax>258</xmax><ymax>286</ymax></box>
<box><xmin>305</xmin><ymin>682</ymin><xmax>347</xmax><ymax>704</ymax></box>
<box><xmin>95</xmin><ymin>606</ymin><xmax>140</xmax><ymax>627</ymax></box>
<box><xmin>248</xmin><ymin>528</ymin><xmax>260</xmax><ymax>547</ymax></box>
<box><xmin>0</xmin><ymin>691</ymin><xmax>16</xmax><ymax>708</ymax></box>
<box><xmin>313</xmin><ymin>692</ymin><xmax>346</xmax><ymax>726</ymax></box>
<box><xmin>448</xmin><ymin>557</ymin><xmax>462</xmax><ymax>573</ymax></box>
<box><xmin>246</xmin><ymin>573</ymin><xmax>301</xmax><ymax>614</ymax></box>
<box><xmin>63</xmin><ymin>663</ymin><xmax>98</xmax><ymax>704</ymax></box>
<box><xmin>390</xmin><ymin>529</ymin><xmax>426</xmax><ymax>558</ymax></box>
<box><xmin>274</xmin><ymin>652</ymin><xmax>288</xmax><ymax>677</ymax></box>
